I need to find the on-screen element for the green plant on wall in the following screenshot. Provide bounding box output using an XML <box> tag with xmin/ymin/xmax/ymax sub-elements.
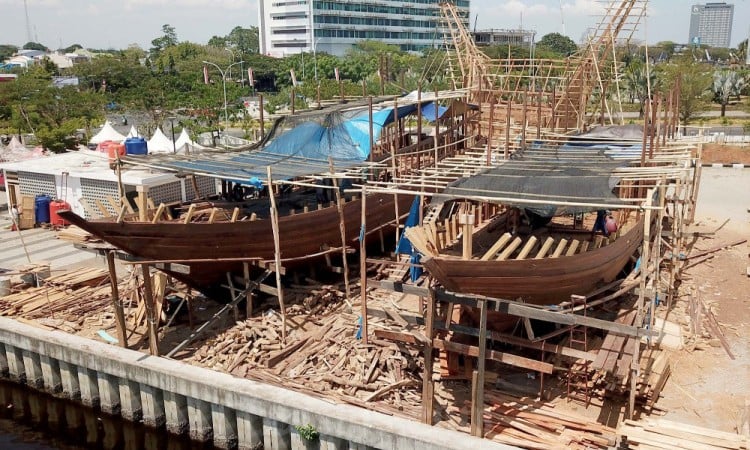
<box><xmin>295</xmin><ymin>424</ymin><xmax>319</xmax><ymax>441</ymax></box>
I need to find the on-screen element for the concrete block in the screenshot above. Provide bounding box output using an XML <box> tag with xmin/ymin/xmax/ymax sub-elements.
<box><xmin>263</xmin><ymin>418</ymin><xmax>292</xmax><ymax>450</ymax></box>
<box><xmin>163</xmin><ymin>391</ymin><xmax>188</xmax><ymax>435</ymax></box>
<box><xmin>291</xmin><ymin>426</ymin><xmax>321</xmax><ymax>450</ymax></box>
<box><xmin>97</xmin><ymin>372</ymin><xmax>121</xmax><ymax>415</ymax></box>
<box><xmin>319</xmin><ymin>434</ymin><xmax>347</xmax><ymax>450</ymax></box>
<box><xmin>102</xmin><ymin>418</ymin><xmax>121</xmax><ymax>449</ymax></box>
<box><xmin>237</xmin><ymin>410</ymin><xmax>264</xmax><ymax>450</ymax></box>
<box><xmin>140</xmin><ymin>384</ymin><xmax>165</xmax><ymax>428</ymax></box>
<box><xmin>84</xmin><ymin>413</ymin><xmax>99</xmax><ymax>446</ymax></box>
<box><xmin>59</xmin><ymin>361</ymin><xmax>80</xmax><ymax>400</ymax></box>
<box><xmin>40</xmin><ymin>355</ymin><xmax>61</xmax><ymax>394</ymax></box>
<box><xmin>77</xmin><ymin>367</ymin><xmax>99</xmax><ymax>408</ymax></box>
<box><xmin>28</xmin><ymin>395</ymin><xmax>43</xmax><ymax>422</ymax></box>
<box><xmin>46</xmin><ymin>401</ymin><xmax>65</xmax><ymax>430</ymax></box>
<box><xmin>211</xmin><ymin>404</ymin><xmax>238</xmax><ymax>450</ymax></box>
<box><xmin>187</xmin><ymin>397</ymin><xmax>213</xmax><ymax>442</ymax></box>
<box><xmin>348</xmin><ymin>443</ymin><xmax>369</xmax><ymax>450</ymax></box>
<box><xmin>6</xmin><ymin>345</ymin><xmax>25</xmax><ymax>383</ymax></box>
<box><xmin>118</xmin><ymin>378</ymin><xmax>143</xmax><ymax>421</ymax></box>
<box><xmin>65</xmin><ymin>406</ymin><xmax>83</xmax><ymax>431</ymax></box>
<box><xmin>22</xmin><ymin>350</ymin><xmax>43</xmax><ymax>388</ymax></box>
<box><xmin>0</xmin><ymin>343</ymin><xmax>8</xmax><ymax>376</ymax></box>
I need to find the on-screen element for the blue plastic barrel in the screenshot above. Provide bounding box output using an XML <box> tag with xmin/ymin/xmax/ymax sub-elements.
<box><xmin>124</xmin><ymin>137</ymin><xmax>148</xmax><ymax>155</ymax></box>
<box><xmin>35</xmin><ymin>194</ymin><xmax>52</xmax><ymax>224</ymax></box>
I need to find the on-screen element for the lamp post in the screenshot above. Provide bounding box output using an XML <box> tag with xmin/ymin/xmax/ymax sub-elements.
<box><xmin>168</xmin><ymin>116</ymin><xmax>177</xmax><ymax>153</ymax></box>
<box><xmin>202</xmin><ymin>60</ymin><xmax>245</xmax><ymax>134</ymax></box>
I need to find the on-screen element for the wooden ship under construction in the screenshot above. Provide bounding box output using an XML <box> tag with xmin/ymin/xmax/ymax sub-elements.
<box><xmin>27</xmin><ymin>1</ymin><xmax>738</xmax><ymax>448</ymax></box>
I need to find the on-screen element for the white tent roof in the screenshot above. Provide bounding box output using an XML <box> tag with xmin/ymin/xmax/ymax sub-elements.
<box><xmin>126</xmin><ymin>126</ymin><xmax>140</xmax><ymax>138</ymax></box>
<box><xmin>147</xmin><ymin>127</ymin><xmax>175</xmax><ymax>154</ymax></box>
<box><xmin>90</xmin><ymin>121</ymin><xmax>126</xmax><ymax>144</ymax></box>
<box><xmin>174</xmin><ymin>129</ymin><xmax>208</xmax><ymax>154</ymax></box>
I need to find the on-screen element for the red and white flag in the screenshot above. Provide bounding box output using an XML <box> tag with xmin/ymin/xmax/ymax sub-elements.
<box><xmin>203</xmin><ymin>66</ymin><xmax>209</xmax><ymax>84</ymax></box>
<box><xmin>334</xmin><ymin>67</ymin><xmax>340</xmax><ymax>82</ymax></box>
<box><xmin>290</xmin><ymin>69</ymin><xmax>297</xmax><ymax>87</ymax></box>
<box><xmin>247</xmin><ymin>68</ymin><xmax>254</xmax><ymax>87</ymax></box>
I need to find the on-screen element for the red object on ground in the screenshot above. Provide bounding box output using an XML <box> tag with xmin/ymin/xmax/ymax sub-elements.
<box><xmin>49</xmin><ymin>200</ymin><xmax>71</xmax><ymax>226</ymax></box>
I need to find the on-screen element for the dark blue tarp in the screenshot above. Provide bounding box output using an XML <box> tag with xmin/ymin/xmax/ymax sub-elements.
<box><xmin>395</xmin><ymin>197</ymin><xmax>423</xmax><ymax>281</ymax></box>
<box><xmin>421</xmin><ymin>102</ymin><xmax>449</xmax><ymax>122</ymax></box>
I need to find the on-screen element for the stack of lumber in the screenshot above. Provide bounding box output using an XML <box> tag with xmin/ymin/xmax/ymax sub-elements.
<box><xmin>619</xmin><ymin>417</ymin><xmax>749</xmax><ymax>449</ymax></box>
<box><xmin>437</xmin><ymin>389</ymin><xmax>617</xmax><ymax>449</ymax></box>
<box><xmin>56</xmin><ymin>225</ymin><xmax>98</xmax><ymax>243</ymax></box>
<box><xmin>0</xmin><ymin>268</ymin><xmax>123</xmax><ymax>333</ymax></box>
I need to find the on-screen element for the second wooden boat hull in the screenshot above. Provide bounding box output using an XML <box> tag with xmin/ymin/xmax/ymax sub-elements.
<box><xmin>422</xmin><ymin>220</ymin><xmax>643</xmax><ymax>305</ymax></box>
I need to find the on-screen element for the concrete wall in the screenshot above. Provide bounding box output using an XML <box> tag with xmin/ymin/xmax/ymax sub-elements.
<box><xmin>0</xmin><ymin>317</ymin><xmax>514</xmax><ymax>450</ymax></box>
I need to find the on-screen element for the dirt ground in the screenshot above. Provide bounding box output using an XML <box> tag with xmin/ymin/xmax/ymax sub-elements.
<box><xmin>701</xmin><ymin>144</ymin><xmax>750</xmax><ymax>164</ymax></box>
<box><xmin>654</xmin><ymin>166</ymin><xmax>750</xmax><ymax>434</ymax></box>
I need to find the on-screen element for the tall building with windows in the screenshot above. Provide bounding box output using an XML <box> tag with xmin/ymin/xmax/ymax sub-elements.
<box><xmin>258</xmin><ymin>0</ymin><xmax>470</xmax><ymax>57</ymax></box>
<box><xmin>688</xmin><ymin>3</ymin><xmax>734</xmax><ymax>48</ymax></box>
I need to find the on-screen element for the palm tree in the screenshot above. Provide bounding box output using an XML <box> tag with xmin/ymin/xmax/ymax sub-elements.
<box><xmin>623</xmin><ymin>63</ymin><xmax>659</xmax><ymax>118</ymax></box>
<box><xmin>712</xmin><ymin>70</ymin><xmax>746</xmax><ymax>117</ymax></box>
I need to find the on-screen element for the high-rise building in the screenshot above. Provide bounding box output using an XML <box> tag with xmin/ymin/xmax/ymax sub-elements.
<box><xmin>258</xmin><ymin>0</ymin><xmax>470</xmax><ymax>58</ymax></box>
<box><xmin>688</xmin><ymin>3</ymin><xmax>734</xmax><ymax>48</ymax></box>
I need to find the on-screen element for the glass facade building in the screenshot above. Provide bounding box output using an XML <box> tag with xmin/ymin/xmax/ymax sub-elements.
<box><xmin>688</xmin><ymin>2</ymin><xmax>734</xmax><ymax>48</ymax></box>
<box><xmin>258</xmin><ymin>0</ymin><xmax>470</xmax><ymax>57</ymax></box>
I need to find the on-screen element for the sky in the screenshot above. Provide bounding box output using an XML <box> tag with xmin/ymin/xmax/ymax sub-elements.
<box><xmin>1</xmin><ymin>0</ymin><xmax>748</xmax><ymax>51</ymax></box>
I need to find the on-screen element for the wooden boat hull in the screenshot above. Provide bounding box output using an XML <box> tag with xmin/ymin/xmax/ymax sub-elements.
<box><xmin>422</xmin><ymin>220</ymin><xmax>643</xmax><ymax>306</ymax></box>
<box><xmin>59</xmin><ymin>193</ymin><xmax>413</xmax><ymax>294</ymax></box>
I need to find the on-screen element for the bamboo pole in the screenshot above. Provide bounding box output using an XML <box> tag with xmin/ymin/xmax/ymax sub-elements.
<box><xmin>266</xmin><ymin>166</ymin><xmax>287</xmax><ymax>342</ymax></box>
<box><xmin>360</xmin><ymin>185</ymin><xmax>368</xmax><ymax>345</ymax></box>
<box><xmin>368</xmin><ymin>96</ymin><xmax>374</xmax><ymax>179</ymax></box>
<box><xmin>422</xmin><ymin>286</ymin><xmax>436</xmax><ymax>425</ymax></box>
<box><xmin>505</xmin><ymin>97</ymin><xmax>511</xmax><ymax>159</ymax></box>
<box><xmin>107</xmin><ymin>251</ymin><xmax>127</xmax><ymax>348</ymax></box>
<box><xmin>259</xmin><ymin>94</ymin><xmax>265</xmax><ymax>139</ymax></box>
<box><xmin>471</xmin><ymin>299</ymin><xmax>487</xmax><ymax>437</ymax></box>
<box><xmin>329</xmin><ymin>157</ymin><xmax>351</xmax><ymax>302</ymax></box>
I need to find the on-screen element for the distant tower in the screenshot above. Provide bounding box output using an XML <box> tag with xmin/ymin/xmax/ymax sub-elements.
<box><xmin>688</xmin><ymin>3</ymin><xmax>734</xmax><ymax>48</ymax></box>
<box><xmin>23</xmin><ymin>0</ymin><xmax>33</xmax><ymax>43</ymax></box>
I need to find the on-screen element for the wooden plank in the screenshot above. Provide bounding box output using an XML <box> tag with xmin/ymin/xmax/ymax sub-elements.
<box><xmin>515</xmin><ymin>236</ymin><xmax>538</xmax><ymax>260</ymax></box>
<box><xmin>151</xmin><ymin>203</ymin><xmax>166</xmax><ymax>224</ymax></box>
<box><xmin>579</xmin><ymin>240</ymin><xmax>590</xmax><ymax>253</ymax></box>
<box><xmin>266</xmin><ymin>338</ymin><xmax>310</xmax><ymax>368</ymax></box>
<box><xmin>230</xmin><ymin>207</ymin><xmax>240</xmax><ymax>223</ymax></box>
<box><xmin>550</xmin><ymin>239</ymin><xmax>568</xmax><ymax>258</ymax></box>
<box><xmin>496</xmin><ymin>237</ymin><xmax>522</xmax><ymax>261</ymax></box>
<box><xmin>480</xmin><ymin>232</ymin><xmax>512</xmax><ymax>261</ymax></box>
<box><xmin>534</xmin><ymin>237</ymin><xmax>555</xmax><ymax>259</ymax></box>
<box><xmin>183</xmin><ymin>204</ymin><xmax>196</xmax><ymax>224</ymax></box>
<box><xmin>471</xmin><ymin>299</ymin><xmax>487</xmax><ymax>437</ymax></box>
<box><xmin>94</xmin><ymin>199</ymin><xmax>112</xmax><ymax>218</ymax></box>
<box><xmin>422</xmin><ymin>288</ymin><xmax>436</xmax><ymax>425</ymax></box>
<box><xmin>565</xmin><ymin>240</ymin><xmax>580</xmax><ymax>256</ymax></box>
<box><xmin>433</xmin><ymin>339</ymin><xmax>553</xmax><ymax>374</ymax></box>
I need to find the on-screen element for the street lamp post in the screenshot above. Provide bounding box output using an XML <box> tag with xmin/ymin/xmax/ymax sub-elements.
<box><xmin>168</xmin><ymin>116</ymin><xmax>177</xmax><ymax>153</ymax></box>
<box><xmin>202</xmin><ymin>60</ymin><xmax>245</xmax><ymax>135</ymax></box>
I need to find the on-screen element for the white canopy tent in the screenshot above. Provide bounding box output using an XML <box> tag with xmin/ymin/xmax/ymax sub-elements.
<box><xmin>90</xmin><ymin>121</ymin><xmax>126</xmax><ymax>144</ymax></box>
<box><xmin>147</xmin><ymin>127</ymin><xmax>175</xmax><ymax>154</ymax></box>
<box><xmin>126</xmin><ymin>126</ymin><xmax>140</xmax><ymax>138</ymax></box>
<box><xmin>174</xmin><ymin>128</ymin><xmax>206</xmax><ymax>154</ymax></box>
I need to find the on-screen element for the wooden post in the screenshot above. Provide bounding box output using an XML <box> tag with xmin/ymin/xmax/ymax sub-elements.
<box><xmin>460</xmin><ymin>206</ymin><xmax>475</xmax><ymax>260</ymax></box>
<box><xmin>259</xmin><ymin>94</ymin><xmax>265</xmax><ymax>140</ymax></box>
<box><xmin>362</xmin><ymin>79</ymin><xmax>367</xmax><ymax>98</ymax></box>
<box><xmin>486</xmin><ymin>97</ymin><xmax>494</xmax><ymax>166</ymax></box>
<box><xmin>416</xmin><ymin>85</ymin><xmax>422</xmax><ymax>170</ymax></box>
<box><xmin>243</xmin><ymin>262</ymin><xmax>252</xmax><ymax>317</ymax></box>
<box><xmin>551</xmin><ymin>86</ymin><xmax>556</xmax><ymax>132</ymax></box>
<box><xmin>504</xmin><ymin>96</ymin><xmax>511</xmax><ymax>159</ymax></box>
<box><xmin>391</xmin><ymin>97</ymin><xmax>401</xmax><ymax>245</ymax></box>
<box><xmin>521</xmin><ymin>86</ymin><xmax>528</xmax><ymax>150</ymax></box>
<box><xmin>536</xmin><ymin>89</ymin><xmax>542</xmax><ymax>139</ymax></box>
<box><xmin>107</xmin><ymin>251</ymin><xmax>127</xmax><ymax>348</ymax></box>
<box><xmin>140</xmin><ymin>264</ymin><xmax>160</xmax><ymax>356</ymax></box>
<box><xmin>316</xmin><ymin>82</ymin><xmax>321</xmax><ymax>109</ymax></box>
<box><xmin>471</xmin><ymin>299</ymin><xmax>487</xmax><ymax>437</ymax></box>
<box><xmin>640</xmin><ymin>99</ymin><xmax>650</xmax><ymax>168</ymax></box>
<box><xmin>339</xmin><ymin>79</ymin><xmax>345</xmax><ymax>102</ymax></box>
<box><xmin>433</xmin><ymin>87</ymin><xmax>440</xmax><ymax>167</ymax></box>
<box><xmin>649</xmin><ymin>94</ymin><xmax>658</xmax><ymax>158</ymax></box>
<box><xmin>266</xmin><ymin>166</ymin><xmax>287</xmax><ymax>342</ymax></box>
<box><xmin>328</xmin><ymin>158</ymin><xmax>351</xmax><ymax>302</ymax></box>
<box><xmin>138</xmin><ymin>190</ymin><xmax>148</xmax><ymax>222</ymax></box>
<box><xmin>422</xmin><ymin>286</ymin><xmax>436</xmax><ymax>425</ymax></box>
<box><xmin>291</xmin><ymin>87</ymin><xmax>296</xmax><ymax>115</ymax></box>
<box><xmin>360</xmin><ymin>185</ymin><xmax>368</xmax><ymax>345</ymax></box>
<box><xmin>368</xmin><ymin>96</ymin><xmax>374</xmax><ymax>179</ymax></box>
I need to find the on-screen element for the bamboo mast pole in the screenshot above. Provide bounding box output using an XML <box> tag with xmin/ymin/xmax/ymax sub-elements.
<box><xmin>266</xmin><ymin>166</ymin><xmax>286</xmax><ymax>341</ymax></box>
<box><xmin>328</xmin><ymin>157</ymin><xmax>351</xmax><ymax>302</ymax></box>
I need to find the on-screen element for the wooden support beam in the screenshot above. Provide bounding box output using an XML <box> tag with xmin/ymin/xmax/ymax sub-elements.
<box><xmin>481</xmin><ymin>232</ymin><xmax>512</xmax><ymax>261</ymax></box>
<box><xmin>360</xmin><ymin>186</ymin><xmax>368</xmax><ymax>344</ymax></box>
<box><xmin>422</xmin><ymin>287</ymin><xmax>436</xmax><ymax>425</ymax></box>
<box><xmin>151</xmin><ymin>203</ymin><xmax>166</xmax><ymax>224</ymax></box>
<box><xmin>551</xmin><ymin>239</ymin><xmax>569</xmax><ymax>258</ymax></box>
<box><xmin>471</xmin><ymin>299</ymin><xmax>487</xmax><ymax>437</ymax></box>
<box><xmin>140</xmin><ymin>264</ymin><xmax>160</xmax><ymax>356</ymax></box>
<box><xmin>183</xmin><ymin>204</ymin><xmax>196</xmax><ymax>224</ymax></box>
<box><xmin>107</xmin><ymin>251</ymin><xmax>127</xmax><ymax>348</ymax></box>
<box><xmin>516</xmin><ymin>236</ymin><xmax>538</xmax><ymax>260</ymax></box>
<box><xmin>496</xmin><ymin>236</ymin><xmax>522</xmax><ymax>261</ymax></box>
<box><xmin>534</xmin><ymin>237</ymin><xmax>555</xmax><ymax>259</ymax></box>
<box><xmin>267</xmin><ymin>166</ymin><xmax>287</xmax><ymax>342</ymax></box>
<box><xmin>433</xmin><ymin>339</ymin><xmax>553</xmax><ymax>374</ymax></box>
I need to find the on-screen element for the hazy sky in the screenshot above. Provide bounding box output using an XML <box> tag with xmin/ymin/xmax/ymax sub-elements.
<box><xmin>1</xmin><ymin>0</ymin><xmax>748</xmax><ymax>51</ymax></box>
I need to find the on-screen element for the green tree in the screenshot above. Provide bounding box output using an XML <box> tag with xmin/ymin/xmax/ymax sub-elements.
<box><xmin>0</xmin><ymin>44</ymin><xmax>19</xmax><ymax>60</ymax></box>
<box><xmin>623</xmin><ymin>62</ymin><xmax>660</xmax><ymax>118</ymax></box>
<box><xmin>537</xmin><ymin>33</ymin><xmax>577</xmax><ymax>56</ymax></box>
<box><xmin>22</xmin><ymin>41</ymin><xmax>48</xmax><ymax>51</ymax></box>
<box><xmin>660</xmin><ymin>56</ymin><xmax>711</xmax><ymax>123</ymax></box>
<box><xmin>712</xmin><ymin>70</ymin><xmax>746</xmax><ymax>117</ymax></box>
<box><xmin>150</xmin><ymin>24</ymin><xmax>178</xmax><ymax>56</ymax></box>
<box><xmin>227</xmin><ymin>26</ymin><xmax>259</xmax><ymax>55</ymax></box>
<box><xmin>62</xmin><ymin>44</ymin><xmax>83</xmax><ymax>53</ymax></box>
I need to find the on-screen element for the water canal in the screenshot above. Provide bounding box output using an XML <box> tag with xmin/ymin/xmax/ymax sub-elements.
<box><xmin>0</xmin><ymin>380</ymin><xmax>215</xmax><ymax>450</ymax></box>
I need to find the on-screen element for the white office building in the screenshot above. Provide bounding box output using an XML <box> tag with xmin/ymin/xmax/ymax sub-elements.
<box><xmin>258</xmin><ymin>0</ymin><xmax>470</xmax><ymax>57</ymax></box>
<box><xmin>688</xmin><ymin>3</ymin><xmax>734</xmax><ymax>48</ymax></box>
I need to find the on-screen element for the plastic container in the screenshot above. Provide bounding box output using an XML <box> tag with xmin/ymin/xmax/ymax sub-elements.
<box><xmin>124</xmin><ymin>137</ymin><xmax>148</xmax><ymax>155</ymax></box>
<box><xmin>108</xmin><ymin>143</ymin><xmax>126</xmax><ymax>161</ymax></box>
<box><xmin>97</xmin><ymin>140</ymin><xmax>114</xmax><ymax>153</ymax></box>
<box><xmin>35</xmin><ymin>194</ymin><xmax>52</xmax><ymax>224</ymax></box>
<box><xmin>49</xmin><ymin>200</ymin><xmax>71</xmax><ymax>226</ymax></box>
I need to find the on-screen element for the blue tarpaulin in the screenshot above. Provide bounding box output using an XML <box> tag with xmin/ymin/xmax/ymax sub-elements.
<box><xmin>395</xmin><ymin>196</ymin><xmax>423</xmax><ymax>282</ymax></box>
<box><xmin>421</xmin><ymin>102</ymin><xmax>449</xmax><ymax>122</ymax></box>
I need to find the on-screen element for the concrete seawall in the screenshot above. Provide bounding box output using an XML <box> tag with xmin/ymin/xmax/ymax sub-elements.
<box><xmin>0</xmin><ymin>317</ymin><xmax>514</xmax><ymax>450</ymax></box>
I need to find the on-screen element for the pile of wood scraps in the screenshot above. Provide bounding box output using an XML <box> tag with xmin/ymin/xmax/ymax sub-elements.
<box><xmin>56</xmin><ymin>225</ymin><xmax>99</xmax><ymax>244</ymax></box>
<box><xmin>619</xmin><ymin>417</ymin><xmax>749</xmax><ymax>449</ymax></box>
